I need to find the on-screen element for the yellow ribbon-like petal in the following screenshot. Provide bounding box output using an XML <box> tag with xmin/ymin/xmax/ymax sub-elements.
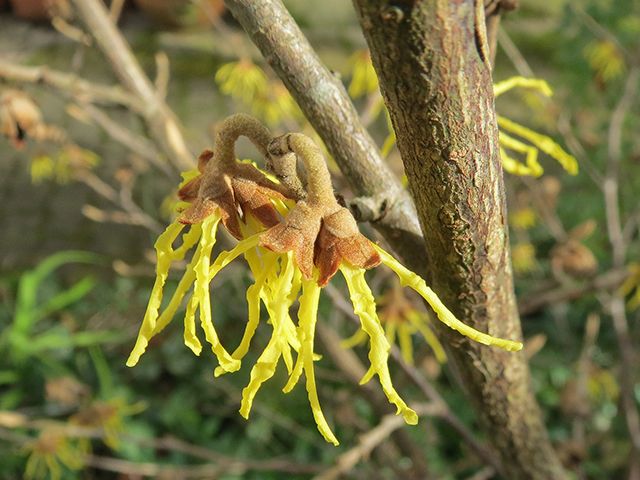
<box><xmin>406</xmin><ymin>311</ymin><xmax>447</xmax><ymax>364</ymax></box>
<box><xmin>126</xmin><ymin>220</ymin><xmax>203</xmax><ymax>367</ymax></box>
<box><xmin>374</xmin><ymin>245</ymin><xmax>523</xmax><ymax>352</ymax></box>
<box><xmin>192</xmin><ymin>216</ymin><xmax>240</xmax><ymax>374</ymax></box>
<box><xmin>498</xmin><ymin>116</ymin><xmax>578</xmax><ymax>175</ymax></box>
<box><xmin>340</xmin><ymin>265</ymin><xmax>418</xmax><ymax>426</ymax></box>
<box><xmin>239</xmin><ymin>252</ymin><xmax>296</xmax><ymax>416</ymax></box>
<box><xmin>494</xmin><ymin>76</ymin><xmax>553</xmax><ymax>98</ymax></box>
<box><xmin>283</xmin><ymin>275</ymin><xmax>339</xmax><ymax>445</ymax></box>
<box><xmin>499</xmin><ymin>132</ymin><xmax>544</xmax><ymax>177</ymax></box>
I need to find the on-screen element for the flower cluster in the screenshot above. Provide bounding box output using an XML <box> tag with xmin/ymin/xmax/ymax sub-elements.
<box><xmin>128</xmin><ymin>114</ymin><xmax>523</xmax><ymax>445</ymax></box>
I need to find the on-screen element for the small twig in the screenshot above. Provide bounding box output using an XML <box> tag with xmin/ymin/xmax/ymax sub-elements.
<box><xmin>71</xmin><ymin>0</ymin><xmax>193</xmax><ymax>171</ymax></box>
<box><xmin>81</xmin><ymin>205</ymin><xmax>162</xmax><ymax>232</ymax></box>
<box><xmin>572</xmin><ymin>313</ymin><xmax>600</xmax><ymax>466</ymax></box>
<box><xmin>605</xmin><ymin>68</ymin><xmax>639</xmax><ymax>265</ymax></box>
<box><xmin>518</xmin><ymin>267</ymin><xmax>630</xmax><ymax>316</ymax></box>
<box><xmin>556</xmin><ymin>112</ymin><xmax>605</xmax><ymax>187</ymax></box>
<box><xmin>154</xmin><ymin>52</ymin><xmax>170</xmax><ymax>101</ymax></box>
<box><xmin>85</xmin><ymin>453</ymin><xmax>321</xmax><ymax>478</ymax></box>
<box><xmin>1</xmin><ymin>420</ymin><xmax>321</xmax><ymax>476</ymax></box>
<box><xmin>108</xmin><ymin>0</ymin><xmax>126</xmax><ymax>23</ymax></box>
<box><xmin>496</xmin><ymin>28</ymin><xmax>533</xmax><ymax>77</ymax></box>
<box><xmin>603</xmin><ymin>67</ymin><xmax>640</xmax><ymax>453</ymax></box>
<box><xmin>465</xmin><ymin>465</ymin><xmax>497</xmax><ymax>480</ymax></box>
<box><xmin>483</xmin><ymin>0</ymin><xmax>518</xmax><ymax>68</ymax></box>
<box><xmin>0</xmin><ymin>60</ymin><xmax>142</xmax><ymax>111</ymax></box>
<box><xmin>314</xmin><ymin>403</ymin><xmax>439</xmax><ymax>480</ymax></box>
<box><xmin>74</xmin><ymin>170</ymin><xmax>163</xmax><ymax>233</ymax></box>
<box><xmin>80</xmin><ymin>103</ymin><xmax>171</xmax><ymax>176</ymax></box>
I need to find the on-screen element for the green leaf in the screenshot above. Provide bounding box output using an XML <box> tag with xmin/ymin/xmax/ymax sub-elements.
<box><xmin>13</xmin><ymin>251</ymin><xmax>100</xmax><ymax>336</ymax></box>
<box><xmin>33</xmin><ymin>277</ymin><xmax>96</xmax><ymax>322</ymax></box>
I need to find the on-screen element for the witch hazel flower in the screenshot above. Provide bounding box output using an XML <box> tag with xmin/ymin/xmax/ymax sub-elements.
<box><xmin>126</xmin><ymin>114</ymin><xmax>293</xmax><ymax>375</ymax></box>
<box><xmin>127</xmin><ymin>115</ymin><xmax>523</xmax><ymax>445</ymax></box>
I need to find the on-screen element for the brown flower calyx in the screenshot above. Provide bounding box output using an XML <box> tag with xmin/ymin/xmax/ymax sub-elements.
<box><xmin>260</xmin><ymin>133</ymin><xmax>380</xmax><ymax>285</ymax></box>
<box><xmin>177</xmin><ymin>114</ymin><xmax>292</xmax><ymax>239</ymax></box>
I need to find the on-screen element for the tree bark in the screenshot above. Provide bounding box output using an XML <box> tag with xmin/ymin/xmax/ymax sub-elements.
<box><xmin>225</xmin><ymin>0</ymin><xmax>426</xmax><ymax>267</ymax></box>
<box><xmin>352</xmin><ymin>1</ymin><xmax>566</xmax><ymax>478</ymax></box>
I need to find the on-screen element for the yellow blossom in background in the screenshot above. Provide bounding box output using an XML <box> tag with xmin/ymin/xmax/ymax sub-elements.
<box><xmin>348</xmin><ymin>50</ymin><xmax>379</xmax><ymax>98</ymax></box>
<box><xmin>30</xmin><ymin>155</ymin><xmax>56</xmax><ymax>184</ymax></box>
<box><xmin>343</xmin><ymin>283</ymin><xmax>446</xmax><ymax>365</ymax></box>
<box><xmin>24</xmin><ymin>428</ymin><xmax>87</xmax><ymax>480</ymax></box>
<box><xmin>512</xmin><ymin>242</ymin><xmax>537</xmax><ymax>274</ymax></box>
<box><xmin>29</xmin><ymin>145</ymin><xmax>99</xmax><ymax>184</ymax></box>
<box><xmin>70</xmin><ymin>398</ymin><xmax>145</xmax><ymax>449</ymax></box>
<box><xmin>494</xmin><ymin>76</ymin><xmax>578</xmax><ymax>177</ymax></box>
<box><xmin>619</xmin><ymin>262</ymin><xmax>640</xmax><ymax>311</ymax></box>
<box><xmin>380</xmin><ymin>110</ymin><xmax>396</xmax><ymax>159</ymax></box>
<box><xmin>255</xmin><ymin>82</ymin><xmax>303</xmax><ymax>127</ymax></box>
<box><xmin>215</xmin><ymin>59</ymin><xmax>269</xmax><ymax>106</ymax></box>
<box><xmin>584</xmin><ymin>40</ymin><xmax>625</xmax><ymax>83</ymax></box>
<box><xmin>347</xmin><ymin>50</ymin><xmax>395</xmax><ymax>158</ymax></box>
<box><xmin>587</xmin><ymin>368</ymin><xmax>620</xmax><ymax>404</ymax></box>
<box><xmin>510</xmin><ymin>207</ymin><xmax>537</xmax><ymax>230</ymax></box>
<box><xmin>214</xmin><ymin>60</ymin><xmax>302</xmax><ymax>126</ymax></box>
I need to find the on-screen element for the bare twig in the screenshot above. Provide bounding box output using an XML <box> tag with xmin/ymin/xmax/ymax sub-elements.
<box><xmin>603</xmin><ymin>67</ymin><xmax>640</xmax><ymax>454</ymax></box>
<box><xmin>224</xmin><ymin>0</ymin><xmax>425</xmax><ymax>266</ymax></box>
<box><xmin>1</xmin><ymin>420</ymin><xmax>321</xmax><ymax>476</ymax></box>
<box><xmin>518</xmin><ymin>267</ymin><xmax>630</xmax><ymax>316</ymax></box>
<box><xmin>74</xmin><ymin>170</ymin><xmax>163</xmax><ymax>233</ymax></box>
<box><xmin>85</xmin><ymin>453</ymin><xmax>321</xmax><ymax>477</ymax></box>
<box><xmin>70</xmin><ymin>0</ymin><xmax>193</xmax><ymax>171</ymax></box>
<box><xmin>314</xmin><ymin>403</ymin><xmax>439</xmax><ymax>480</ymax></box>
<box><xmin>108</xmin><ymin>0</ymin><xmax>126</xmax><ymax>23</ymax></box>
<box><xmin>80</xmin><ymin>103</ymin><xmax>170</xmax><ymax>175</ymax></box>
<box><xmin>0</xmin><ymin>60</ymin><xmax>142</xmax><ymax>111</ymax></box>
<box><xmin>154</xmin><ymin>52</ymin><xmax>170</xmax><ymax>102</ymax></box>
<box><xmin>484</xmin><ymin>0</ymin><xmax>519</xmax><ymax>68</ymax></box>
<box><xmin>316</xmin><ymin>321</ymin><xmax>429</xmax><ymax>477</ymax></box>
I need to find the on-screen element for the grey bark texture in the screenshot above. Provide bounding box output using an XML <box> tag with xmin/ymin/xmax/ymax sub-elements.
<box><xmin>351</xmin><ymin>1</ymin><xmax>567</xmax><ymax>478</ymax></box>
<box><xmin>225</xmin><ymin>0</ymin><xmax>427</xmax><ymax>268</ymax></box>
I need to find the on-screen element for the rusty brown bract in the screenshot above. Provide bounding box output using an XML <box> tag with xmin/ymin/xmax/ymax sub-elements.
<box><xmin>170</xmin><ymin>116</ymin><xmax>380</xmax><ymax>286</ymax></box>
<box><xmin>259</xmin><ymin>133</ymin><xmax>380</xmax><ymax>285</ymax></box>
<box><xmin>177</xmin><ymin>149</ymin><xmax>287</xmax><ymax>239</ymax></box>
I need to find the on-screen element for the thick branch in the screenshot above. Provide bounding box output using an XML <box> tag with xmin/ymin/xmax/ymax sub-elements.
<box><xmin>224</xmin><ymin>0</ymin><xmax>425</xmax><ymax>265</ymax></box>
<box><xmin>70</xmin><ymin>0</ymin><xmax>193</xmax><ymax>172</ymax></box>
<box><xmin>352</xmin><ymin>1</ymin><xmax>565</xmax><ymax>478</ymax></box>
